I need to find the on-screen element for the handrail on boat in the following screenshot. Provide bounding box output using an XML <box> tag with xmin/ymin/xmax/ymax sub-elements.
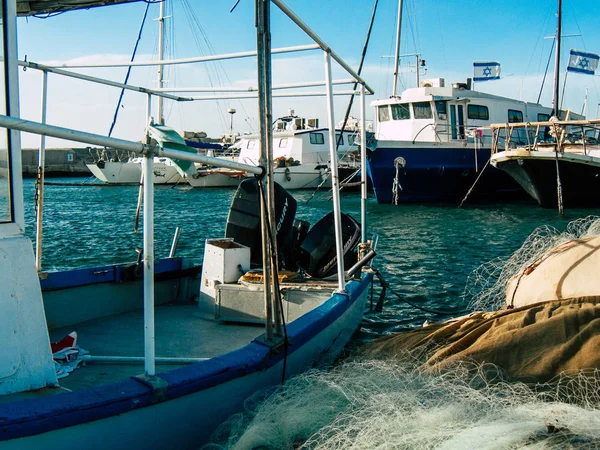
<box><xmin>487</xmin><ymin>119</ymin><xmax>600</xmax><ymax>156</ymax></box>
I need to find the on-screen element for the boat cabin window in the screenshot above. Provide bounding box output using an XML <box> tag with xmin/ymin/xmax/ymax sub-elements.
<box><xmin>0</xmin><ymin>7</ymin><xmax>12</xmax><ymax>223</ymax></box>
<box><xmin>508</xmin><ymin>109</ymin><xmax>524</xmax><ymax>123</ymax></box>
<box><xmin>391</xmin><ymin>104</ymin><xmax>410</xmax><ymax>120</ymax></box>
<box><xmin>335</xmin><ymin>133</ymin><xmax>343</xmax><ymax>145</ymax></box>
<box><xmin>378</xmin><ymin>105</ymin><xmax>390</xmax><ymax>122</ymax></box>
<box><xmin>278</xmin><ymin>138</ymin><xmax>288</xmax><ymax>148</ymax></box>
<box><xmin>538</xmin><ymin>113</ymin><xmax>550</xmax><ymax>122</ymax></box>
<box><xmin>247</xmin><ymin>140</ymin><xmax>256</xmax><ymax>149</ymax></box>
<box><xmin>413</xmin><ymin>102</ymin><xmax>432</xmax><ymax>119</ymax></box>
<box><xmin>467</xmin><ymin>104</ymin><xmax>489</xmax><ymax>121</ymax></box>
<box><xmin>435</xmin><ymin>100</ymin><xmax>447</xmax><ymax>120</ymax></box>
<box><xmin>309</xmin><ymin>133</ymin><xmax>325</xmax><ymax>145</ymax></box>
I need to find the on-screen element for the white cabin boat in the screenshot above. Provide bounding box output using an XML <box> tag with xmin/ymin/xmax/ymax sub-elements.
<box><xmin>236</xmin><ymin>115</ymin><xmax>361</xmax><ymax>190</ymax></box>
<box><xmin>367</xmin><ymin>78</ymin><xmax>575</xmax><ymax>204</ymax></box>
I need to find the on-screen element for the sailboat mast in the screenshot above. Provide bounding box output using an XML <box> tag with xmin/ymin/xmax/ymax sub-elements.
<box><xmin>392</xmin><ymin>0</ymin><xmax>403</xmax><ymax>97</ymax></box>
<box><xmin>157</xmin><ymin>0</ymin><xmax>166</xmax><ymax>124</ymax></box>
<box><xmin>552</xmin><ymin>0</ymin><xmax>562</xmax><ymax>116</ymax></box>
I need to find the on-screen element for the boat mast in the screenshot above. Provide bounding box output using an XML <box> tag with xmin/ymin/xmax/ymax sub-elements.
<box><xmin>392</xmin><ymin>0</ymin><xmax>403</xmax><ymax>97</ymax></box>
<box><xmin>157</xmin><ymin>0</ymin><xmax>166</xmax><ymax>124</ymax></box>
<box><xmin>552</xmin><ymin>0</ymin><xmax>562</xmax><ymax>116</ymax></box>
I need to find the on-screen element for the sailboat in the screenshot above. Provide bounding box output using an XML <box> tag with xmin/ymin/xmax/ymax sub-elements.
<box><xmin>85</xmin><ymin>1</ymin><xmax>187</xmax><ymax>186</ymax></box>
<box><xmin>489</xmin><ymin>1</ymin><xmax>600</xmax><ymax>211</ymax></box>
<box><xmin>0</xmin><ymin>0</ymin><xmax>377</xmax><ymax>448</ymax></box>
<box><xmin>365</xmin><ymin>0</ymin><xmax>566</xmax><ymax>205</ymax></box>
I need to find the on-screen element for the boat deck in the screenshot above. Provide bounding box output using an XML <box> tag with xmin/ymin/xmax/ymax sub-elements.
<box><xmin>1</xmin><ymin>303</ymin><xmax>264</xmax><ymax>404</ymax></box>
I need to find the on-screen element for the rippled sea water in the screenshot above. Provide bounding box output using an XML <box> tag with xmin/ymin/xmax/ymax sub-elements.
<box><xmin>24</xmin><ymin>178</ymin><xmax>595</xmax><ymax>337</ymax></box>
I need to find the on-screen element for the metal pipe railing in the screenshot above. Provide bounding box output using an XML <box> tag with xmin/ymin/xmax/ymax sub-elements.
<box><xmin>53</xmin><ymin>44</ymin><xmax>320</xmax><ymax>68</ymax></box>
<box><xmin>0</xmin><ymin>115</ymin><xmax>264</xmax><ymax>175</ymax></box>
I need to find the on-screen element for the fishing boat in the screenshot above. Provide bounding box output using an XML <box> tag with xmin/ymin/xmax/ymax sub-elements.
<box><xmin>235</xmin><ymin>112</ymin><xmax>362</xmax><ymax>190</ymax></box>
<box><xmin>366</xmin><ymin>0</ymin><xmax>567</xmax><ymax>205</ymax></box>
<box><xmin>0</xmin><ymin>1</ymin><xmax>376</xmax><ymax>448</ymax></box>
<box><xmin>489</xmin><ymin>119</ymin><xmax>600</xmax><ymax>209</ymax></box>
<box><xmin>489</xmin><ymin>1</ymin><xmax>600</xmax><ymax>211</ymax></box>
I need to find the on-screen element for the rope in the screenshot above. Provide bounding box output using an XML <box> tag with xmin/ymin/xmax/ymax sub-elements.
<box><xmin>458</xmin><ymin>158</ymin><xmax>491</xmax><ymax>209</ymax></box>
<box><xmin>372</xmin><ymin>268</ymin><xmax>467</xmax><ymax>317</ymax></box>
<box><xmin>107</xmin><ymin>2</ymin><xmax>151</xmax><ymax>138</ymax></box>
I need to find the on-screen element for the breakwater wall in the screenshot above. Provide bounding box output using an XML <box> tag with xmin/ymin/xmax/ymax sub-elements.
<box><xmin>21</xmin><ymin>147</ymin><xmax>99</xmax><ymax>177</ymax></box>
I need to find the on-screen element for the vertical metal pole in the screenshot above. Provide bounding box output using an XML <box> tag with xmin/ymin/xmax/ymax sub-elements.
<box><xmin>157</xmin><ymin>0</ymin><xmax>166</xmax><ymax>125</ymax></box>
<box><xmin>415</xmin><ymin>54</ymin><xmax>420</xmax><ymax>88</ymax></box>
<box><xmin>256</xmin><ymin>0</ymin><xmax>274</xmax><ymax>341</ymax></box>
<box><xmin>552</xmin><ymin>0</ymin><xmax>562</xmax><ymax>116</ymax></box>
<box><xmin>359</xmin><ymin>83</ymin><xmax>367</xmax><ymax>244</ymax></box>
<box><xmin>35</xmin><ymin>70</ymin><xmax>48</xmax><ymax>272</ymax></box>
<box><xmin>324</xmin><ymin>51</ymin><xmax>346</xmax><ymax>293</ymax></box>
<box><xmin>143</xmin><ymin>93</ymin><xmax>155</xmax><ymax>376</ymax></box>
<box><xmin>392</xmin><ymin>0</ymin><xmax>403</xmax><ymax>97</ymax></box>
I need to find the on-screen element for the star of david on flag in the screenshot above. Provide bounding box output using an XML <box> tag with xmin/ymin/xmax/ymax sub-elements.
<box><xmin>567</xmin><ymin>49</ymin><xmax>599</xmax><ymax>75</ymax></box>
<box><xmin>473</xmin><ymin>61</ymin><xmax>501</xmax><ymax>82</ymax></box>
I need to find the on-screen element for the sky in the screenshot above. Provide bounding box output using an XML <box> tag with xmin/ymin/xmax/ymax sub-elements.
<box><xmin>15</xmin><ymin>0</ymin><xmax>600</xmax><ymax>148</ymax></box>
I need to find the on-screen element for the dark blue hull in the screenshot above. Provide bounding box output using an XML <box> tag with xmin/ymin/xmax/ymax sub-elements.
<box><xmin>366</xmin><ymin>143</ymin><xmax>524</xmax><ymax>204</ymax></box>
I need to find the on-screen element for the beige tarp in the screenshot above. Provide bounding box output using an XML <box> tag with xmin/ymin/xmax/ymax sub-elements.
<box><xmin>362</xmin><ymin>297</ymin><xmax>600</xmax><ymax>383</ymax></box>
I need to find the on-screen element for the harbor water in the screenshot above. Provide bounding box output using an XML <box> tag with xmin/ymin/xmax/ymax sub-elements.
<box><xmin>24</xmin><ymin>179</ymin><xmax>600</xmax><ymax>449</ymax></box>
<box><xmin>25</xmin><ymin>178</ymin><xmax>589</xmax><ymax>335</ymax></box>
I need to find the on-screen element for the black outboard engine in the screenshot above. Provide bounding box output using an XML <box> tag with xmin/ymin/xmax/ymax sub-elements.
<box><xmin>225</xmin><ymin>179</ymin><xmax>297</xmax><ymax>268</ymax></box>
<box><xmin>296</xmin><ymin>212</ymin><xmax>361</xmax><ymax>278</ymax></box>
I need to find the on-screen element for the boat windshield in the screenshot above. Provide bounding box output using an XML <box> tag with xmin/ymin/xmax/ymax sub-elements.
<box><xmin>0</xmin><ymin>5</ymin><xmax>12</xmax><ymax>223</ymax></box>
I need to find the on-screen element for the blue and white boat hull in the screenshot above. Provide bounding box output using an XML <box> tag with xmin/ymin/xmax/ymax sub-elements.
<box><xmin>366</xmin><ymin>141</ymin><xmax>524</xmax><ymax>204</ymax></box>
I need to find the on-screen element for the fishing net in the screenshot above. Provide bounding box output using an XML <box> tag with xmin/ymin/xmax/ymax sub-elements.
<box><xmin>204</xmin><ymin>358</ymin><xmax>600</xmax><ymax>450</ymax></box>
<box><xmin>202</xmin><ymin>216</ymin><xmax>600</xmax><ymax>450</ymax></box>
<box><xmin>463</xmin><ymin>215</ymin><xmax>600</xmax><ymax>311</ymax></box>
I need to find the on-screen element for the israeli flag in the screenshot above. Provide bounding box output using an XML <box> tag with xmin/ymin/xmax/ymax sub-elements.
<box><xmin>473</xmin><ymin>61</ymin><xmax>501</xmax><ymax>82</ymax></box>
<box><xmin>567</xmin><ymin>49</ymin><xmax>599</xmax><ymax>75</ymax></box>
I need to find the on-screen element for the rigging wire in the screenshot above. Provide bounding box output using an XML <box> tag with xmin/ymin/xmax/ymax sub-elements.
<box><xmin>107</xmin><ymin>1</ymin><xmax>151</xmax><ymax>137</ymax></box>
<box><xmin>537</xmin><ymin>38</ymin><xmax>555</xmax><ymax>105</ymax></box>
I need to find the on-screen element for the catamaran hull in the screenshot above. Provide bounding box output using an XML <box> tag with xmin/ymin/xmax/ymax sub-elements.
<box><xmin>491</xmin><ymin>150</ymin><xmax>600</xmax><ymax>208</ymax></box>
<box><xmin>86</xmin><ymin>161</ymin><xmax>184</xmax><ymax>185</ymax></box>
<box><xmin>0</xmin><ymin>274</ymin><xmax>371</xmax><ymax>450</ymax></box>
<box><xmin>367</xmin><ymin>142</ymin><xmax>524</xmax><ymax>204</ymax></box>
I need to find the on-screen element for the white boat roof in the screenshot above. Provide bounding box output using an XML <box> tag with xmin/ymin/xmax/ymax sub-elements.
<box><xmin>370</xmin><ymin>86</ymin><xmax>547</xmax><ymax>108</ymax></box>
<box><xmin>16</xmin><ymin>0</ymin><xmax>142</xmax><ymax>16</ymax></box>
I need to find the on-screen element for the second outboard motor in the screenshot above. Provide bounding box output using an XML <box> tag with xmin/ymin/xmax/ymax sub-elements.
<box><xmin>225</xmin><ymin>179</ymin><xmax>297</xmax><ymax>267</ymax></box>
<box><xmin>296</xmin><ymin>212</ymin><xmax>361</xmax><ymax>278</ymax></box>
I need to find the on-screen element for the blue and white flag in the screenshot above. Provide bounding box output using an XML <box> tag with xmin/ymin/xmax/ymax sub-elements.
<box><xmin>567</xmin><ymin>49</ymin><xmax>599</xmax><ymax>75</ymax></box>
<box><xmin>473</xmin><ymin>61</ymin><xmax>501</xmax><ymax>82</ymax></box>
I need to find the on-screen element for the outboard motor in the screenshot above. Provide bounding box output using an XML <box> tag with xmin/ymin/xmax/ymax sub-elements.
<box><xmin>296</xmin><ymin>212</ymin><xmax>361</xmax><ymax>278</ymax></box>
<box><xmin>225</xmin><ymin>179</ymin><xmax>297</xmax><ymax>267</ymax></box>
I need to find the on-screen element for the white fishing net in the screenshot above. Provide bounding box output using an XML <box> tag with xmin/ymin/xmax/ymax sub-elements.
<box><xmin>203</xmin><ymin>358</ymin><xmax>600</xmax><ymax>450</ymax></box>
<box><xmin>202</xmin><ymin>216</ymin><xmax>600</xmax><ymax>450</ymax></box>
<box><xmin>463</xmin><ymin>215</ymin><xmax>600</xmax><ymax>312</ymax></box>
